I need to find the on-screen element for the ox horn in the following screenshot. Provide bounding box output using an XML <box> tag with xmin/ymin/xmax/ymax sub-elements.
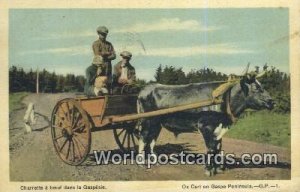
<box><xmin>243</xmin><ymin>62</ymin><xmax>250</xmax><ymax>75</ymax></box>
<box><xmin>256</xmin><ymin>70</ymin><xmax>266</xmax><ymax>79</ymax></box>
<box><xmin>256</xmin><ymin>63</ymin><xmax>268</xmax><ymax>79</ymax></box>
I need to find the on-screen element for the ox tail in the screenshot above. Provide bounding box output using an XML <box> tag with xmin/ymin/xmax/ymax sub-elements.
<box><xmin>136</xmin><ymin>98</ymin><xmax>143</xmax><ymax>130</ymax></box>
<box><xmin>173</xmin><ymin>132</ymin><xmax>179</xmax><ymax>139</ymax></box>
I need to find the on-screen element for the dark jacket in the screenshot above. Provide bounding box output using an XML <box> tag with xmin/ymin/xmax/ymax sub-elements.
<box><xmin>84</xmin><ymin>64</ymin><xmax>101</xmax><ymax>96</ymax></box>
<box><xmin>92</xmin><ymin>39</ymin><xmax>116</xmax><ymax>76</ymax></box>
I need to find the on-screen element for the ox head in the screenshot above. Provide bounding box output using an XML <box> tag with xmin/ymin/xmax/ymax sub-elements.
<box><xmin>239</xmin><ymin>71</ymin><xmax>274</xmax><ymax>110</ymax></box>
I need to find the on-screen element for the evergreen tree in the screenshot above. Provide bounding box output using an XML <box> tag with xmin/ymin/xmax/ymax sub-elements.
<box><xmin>9</xmin><ymin>65</ymin><xmax>87</xmax><ymax>93</ymax></box>
<box><xmin>75</xmin><ymin>75</ymin><xmax>85</xmax><ymax>92</ymax></box>
<box><xmin>48</xmin><ymin>72</ymin><xmax>57</xmax><ymax>93</ymax></box>
<box><xmin>56</xmin><ymin>75</ymin><xmax>65</xmax><ymax>92</ymax></box>
<box><xmin>26</xmin><ymin>68</ymin><xmax>36</xmax><ymax>92</ymax></box>
<box><xmin>154</xmin><ymin>64</ymin><xmax>162</xmax><ymax>82</ymax></box>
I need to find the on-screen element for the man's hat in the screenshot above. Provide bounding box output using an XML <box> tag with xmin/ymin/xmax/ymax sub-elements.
<box><xmin>92</xmin><ymin>55</ymin><xmax>104</xmax><ymax>65</ymax></box>
<box><xmin>120</xmin><ymin>51</ymin><xmax>132</xmax><ymax>58</ymax></box>
<box><xmin>96</xmin><ymin>26</ymin><xmax>109</xmax><ymax>34</ymax></box>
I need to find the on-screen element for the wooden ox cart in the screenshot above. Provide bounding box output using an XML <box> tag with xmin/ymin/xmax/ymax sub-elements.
<box><xmin>50</xmin><ymin>81</ymin><xmax>236</xmax><ymax>165</ymax></box>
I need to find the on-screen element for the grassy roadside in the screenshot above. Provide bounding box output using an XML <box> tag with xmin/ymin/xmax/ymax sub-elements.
<box><xmin>226</xmin><ymin>110</ymin><xmax>290</xmax><ymax>148</ymax></box>
<box><xmin>9</xmin><ymin>92</ymin><xmax>28</xmax><ymax>112</ymax></box>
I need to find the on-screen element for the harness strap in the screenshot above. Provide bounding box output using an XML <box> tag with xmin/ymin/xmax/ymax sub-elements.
<box><xmin>225</xmin><ymin>88</ymin><xmax>237</xmax><ymax>123</ymax></box>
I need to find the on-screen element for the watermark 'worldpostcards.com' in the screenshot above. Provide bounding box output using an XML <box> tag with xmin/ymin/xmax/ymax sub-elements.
<box><xmin>93</xmin><ymin>150</ymin><xmax>278</xmax><ymax>169</ymax></box>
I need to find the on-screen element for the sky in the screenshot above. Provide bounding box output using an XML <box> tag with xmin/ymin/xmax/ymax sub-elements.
<box><xmin>9</xmin><ymin>8</ymin><xmax>289</xmax><ymax>81</ymax></box>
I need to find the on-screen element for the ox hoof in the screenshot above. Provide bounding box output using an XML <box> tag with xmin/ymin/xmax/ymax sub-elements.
<box><xmin>139</xmin><ymin>164</ymin><xmax>145</xmax><ymax>167</ymax></box>
<box><xmin>215</xmin><ymin>167</ymin><xmax>225</xmax><ymax>174</ymax></box>
<box><xmin>204</xmin><ymin>168</ymin><xmax>216</xmax><ymax>177</ymax></box>
<box><xmin>136</xmin><ymin>160</ymin><xmax>146</xmax><ymax>168</ymax></box>
<box><xmin>137</xmin><ymin>163</ymin><xmax>146</xmax><ymax>168</ymax></box>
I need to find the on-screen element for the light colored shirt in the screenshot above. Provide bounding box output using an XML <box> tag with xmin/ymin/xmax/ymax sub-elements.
<box><xmin>119</xmin><ymin>64</ymin><xmax>128</xmax><ymax>81</ymax></box>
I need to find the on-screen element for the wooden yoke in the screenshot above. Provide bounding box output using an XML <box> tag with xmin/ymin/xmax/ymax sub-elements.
<box><xmin>212</xmin><ymin>77</ymin><xmax>239</xmax><ymax>99</ymax></box>
<box><xmin>212</xmin><ymin>75</ymin><xmax>239</xmax><ymax>123</ymax></box>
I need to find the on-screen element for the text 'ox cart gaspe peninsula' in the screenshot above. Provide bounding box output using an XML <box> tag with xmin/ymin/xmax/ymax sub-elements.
<box><xmin>50</xmin><ymin>69</ymin><xmax>274</xmax><ymax>175</ymax></box>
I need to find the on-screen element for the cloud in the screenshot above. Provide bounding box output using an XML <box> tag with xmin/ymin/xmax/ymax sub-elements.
<box><xmin>33</xmin><ymin>31</ymin><xmax>95</xmax><ymax>40</ymax></box>
<box><xmin>120</xmin><ymin>43</ymin><xmax>254</xmax><ymax>57</ymax></box>
<box><xmin>19</xmin><ymin>43</ymin><xmax>254</xmax><ymax>58</ymax></box>
<box><xmin>19</xmin><ymin>46</ymin><xmax>91</xmax><ymax>56</ymax></box>
<box><xmin>113</xmin><ymin>18</ymin><xmax>219</xmax><ymax>33</ymax></box>
<box><xmin>33</xmin><ymin>18</ymin><xmax>218</xmax><ymax>40</ymax></box>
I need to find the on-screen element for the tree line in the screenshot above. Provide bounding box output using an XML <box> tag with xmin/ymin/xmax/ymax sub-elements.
<box><xmin>154</xmin><ymin>64</ymin><xmax>228</xmax><ymax>84</ymax></box>
<box><xmin>154</xmin><ymin>64</ymin><xmax>290</xmax><ymax>113</ymax></box>
<box><xmin>9</xmin><ymin>66</ymin><xmax>85</xmax><ymax>93</ymax></box>
<box><xmin>9</xmin><ymin>64</ymin><xmax>290</xmax><ymax>113</ymax></box>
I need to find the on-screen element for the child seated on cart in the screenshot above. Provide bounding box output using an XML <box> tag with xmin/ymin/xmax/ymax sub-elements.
<box><xmin>112</xmin><ymin>51</ymin><xmax>140</xmax><ymax>94</ymax></box>
<box><xmin>84</xmin><ymin>55</ymin><xmax>109</xmax><ymax>96</ymax></box>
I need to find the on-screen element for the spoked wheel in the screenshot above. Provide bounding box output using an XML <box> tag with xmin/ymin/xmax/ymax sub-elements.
<box><xmin>113</xmin><ymin>123</ymin><xmax>140</xmax><ymax>152</ymax></box>
<box><xmin>51</xmin><ymin>98</ymin><xmax>91</xmax><ymax>165</ymax></box>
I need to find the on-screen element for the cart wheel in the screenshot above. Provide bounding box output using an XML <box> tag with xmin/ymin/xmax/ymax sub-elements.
<box><xmin>51</xmin><ymin>98</ymin><xmax>91</xmax><ymax>165</ymax></box>
<box><xmin>113</xmin><ymin>123</ymin><xmax>140</xmax><ymax>152</ymax></box>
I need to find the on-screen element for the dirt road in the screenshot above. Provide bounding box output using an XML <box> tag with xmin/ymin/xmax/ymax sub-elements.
<box><xmin>9</xmin><ymin>93</ymin><xmax>290</xmax><ymax>181</ymax></box>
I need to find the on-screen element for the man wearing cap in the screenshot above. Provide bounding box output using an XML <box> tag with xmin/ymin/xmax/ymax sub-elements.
<box><xmin>92</xmin><ymin>26</ymin><xmax>116</xmax><ymax>78</ymax></box>
<box><xmin>113</xmin><ymin>51</ymin><xmax>136</xmax><ymax>85</ymax></box>
<box><xmin>84</xmin><ymin>55</ymin><xmax>108</xmax><ymax>96</ymax></box>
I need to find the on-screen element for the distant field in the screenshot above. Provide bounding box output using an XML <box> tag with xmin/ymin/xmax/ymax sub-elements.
<box><xmin>9</xmin><ymin>92</ymin><xmax>28</xmax><ymax>112</ymax></box>
<box><xmin>226</xmin><ymin>110</ymin><xmax>290</xmax><ymax>148</ymax></box>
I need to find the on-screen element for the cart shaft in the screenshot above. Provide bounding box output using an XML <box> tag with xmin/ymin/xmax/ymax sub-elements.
<box><xmin>104</xmin><ymin>98</ymin><xmax>223</xmax><ymax>124</ymax></box>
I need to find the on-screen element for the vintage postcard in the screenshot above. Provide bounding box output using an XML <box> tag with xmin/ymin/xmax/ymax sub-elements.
<box><xmin>0</xmin><ymin>0</ymin><xmax>299</xmax><ymax>191</ymax></box>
